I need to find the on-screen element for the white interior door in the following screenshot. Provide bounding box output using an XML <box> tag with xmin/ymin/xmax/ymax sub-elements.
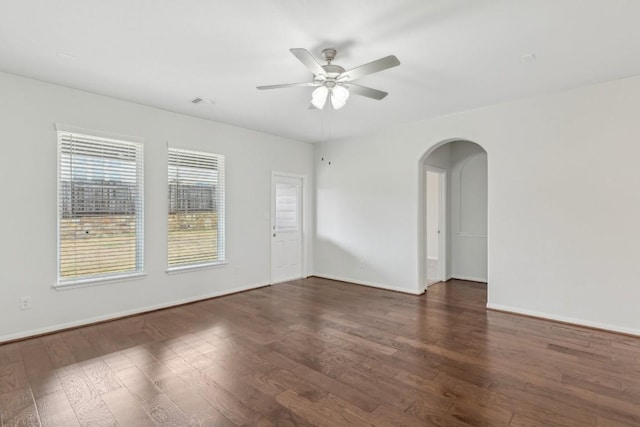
<box><xmin>426</xmin><ymin>168</ymin><xmax>445</xmax><ymax>286</ymax></box>
<box><xmin>271</xmin><ymin>174</ymin><xmax>303</xmax><ymax>283</ymax></box>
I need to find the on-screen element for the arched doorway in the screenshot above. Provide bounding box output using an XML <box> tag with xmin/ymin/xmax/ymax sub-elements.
<box><xmin>418</xmin><ymin>139</ymin><xmax>488</xmax><ymax>290</ymax></box>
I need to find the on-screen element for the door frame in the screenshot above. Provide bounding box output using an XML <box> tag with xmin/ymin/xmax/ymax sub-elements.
<box><xmin>270</xmin><ymin>171</ymin><xmax>306</xmax><ymax>284</ymax></box>
<box><xmin>425</xmin><ymin>166</ymin><xmax>447</xmax><ymax>288</ymax></box>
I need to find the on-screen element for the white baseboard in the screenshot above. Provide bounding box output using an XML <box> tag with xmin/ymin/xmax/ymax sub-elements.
<box><xmin>426</xmin><ymin>275</ymin><xmax>452</xmax><ymax>287</ymax></box>
<box><xmin>487</xmin><ymin>303</ymin><xmax>640</xmax><ymax>337</ymax></box>
<box><xmin>450</xmin><ymin>275</ymin><xmax>487</xmax><ymax>283</ymax></box>
<box><xmin>0</xmin><ymin>281</ymin><xmax>270</xmax><ymax>344</ymax></box>
<box><xmin>313</xmin><ymin>274</ymin><xmax>424</xmax><ymax>295</ymax></box>
<box><xmin>270</xmin><ymin>275</ymin><xmax>307</xmax><ymax>285</ymax></box>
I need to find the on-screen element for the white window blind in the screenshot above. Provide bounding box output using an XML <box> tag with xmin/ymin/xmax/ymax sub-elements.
<box><xmin>57</xmin><ymin>131</ymin><xmax>144</xmax><ymax>285</ymax></box>
<box><xmin>275</xmin><ymin>182</ymin><xmax>299</xmax><ymax>232</ymax></box>
<box><xmin>168</xmin><ymin>147</ymin><xmax>225</xmax><ymax>268</ymax></box>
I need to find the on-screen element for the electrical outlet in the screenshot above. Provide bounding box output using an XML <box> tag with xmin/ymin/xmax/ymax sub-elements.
<box><xmin>20</xmin><ymin>296</ymin><xmax>31</xmax><ymax>310</ymax></box>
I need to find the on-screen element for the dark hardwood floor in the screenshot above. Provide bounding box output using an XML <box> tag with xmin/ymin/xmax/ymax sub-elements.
<box><xmin>1</xmin><ymin>277</ymin><xmax>640</xmax><ymax>426</ymax></box>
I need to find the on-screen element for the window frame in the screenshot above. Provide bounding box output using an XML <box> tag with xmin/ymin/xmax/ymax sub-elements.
<box><xmin>166</xmin><ymin>146</ymin><xmax>226</xmax><ymax>272</ymax></box>
<box><xmin>55</xmin><ymin>124</ymin><xmax>145</xmax><ymax>288</ymax></box>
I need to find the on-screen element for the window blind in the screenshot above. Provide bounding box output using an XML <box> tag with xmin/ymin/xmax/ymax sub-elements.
<box><xmin>57</xmin><ymin>131</ymin><xmax>144</xmax><ymax>285</ymax></box>
<box><xmin>275</xmin><ymin>182</ymin><xmax>299</xmax><ymax>232</ymax></box>
<box><xmin>168</xmin><ymin>147</ymin><xmax>225</xmax><ymax>268</ymax></box>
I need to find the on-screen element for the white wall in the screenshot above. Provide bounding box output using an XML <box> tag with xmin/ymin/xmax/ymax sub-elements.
<box><xmin>314</xmin><ymin>134</ymin><xmax>422</xmax><ymax>294</ymax></box>
<box><xmin>0</xmin><ymin>72</ymin><xmax>314</xmax><ymax>342</ymax></box>
<box><xmin>315</xmin><ymin>75</ymin><xmax>640</xmax><ymax>335</ymax></box>
<box><xmin>449</xmin><ymin>141</ymin><xmax>487</xmax><ymax>282</ymax></box>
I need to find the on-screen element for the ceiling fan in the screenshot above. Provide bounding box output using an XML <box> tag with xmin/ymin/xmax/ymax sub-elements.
<box><xmin>257</xmin><ymin>48</ymin><xmax>400</xmax><ymax>110</ymax></box>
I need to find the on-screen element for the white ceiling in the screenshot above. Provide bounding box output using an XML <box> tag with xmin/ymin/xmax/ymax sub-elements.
<box><xmin>1</xmin><ymin>0</ymin><xmax>640</xmax><ymax>143</ymax></box>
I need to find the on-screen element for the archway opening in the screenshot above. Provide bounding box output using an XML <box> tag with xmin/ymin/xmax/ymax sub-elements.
<box><xmin>418</xmin><ymin>139</ymin><xmax>488</xmax><ymax>291</ymax></box>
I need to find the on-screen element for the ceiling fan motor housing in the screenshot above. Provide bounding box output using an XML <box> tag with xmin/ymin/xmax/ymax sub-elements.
<box><xmin>318</xmin><ymin>49</ymin><xmax>345</xmax><ymax>81</ymax></box>
<box><xmin>321</xmin><ymin>64</ymin><xmax>345</xmax><ymax>77</ymax></box>
<box><xmin>321</xmin><ymin>48</ymin><xmax>337</xmax><ymax>62</ymax></box>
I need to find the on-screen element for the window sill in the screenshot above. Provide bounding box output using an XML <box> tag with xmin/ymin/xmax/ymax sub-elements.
<box><xmin>54</xmin><ymin>272</ymin><xmax>147</xmax><ymax>291</ymax></box>
<box><xmin>166</xmin><ymin>261</ymin><xmax>228</xmax><ymax>275</ymax></box>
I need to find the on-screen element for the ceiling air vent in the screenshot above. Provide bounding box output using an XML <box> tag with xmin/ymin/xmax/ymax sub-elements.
<box><xmin>191</xmin><ymin>97</ymin><xmax>214</xmax><ymax>105</ymax></box>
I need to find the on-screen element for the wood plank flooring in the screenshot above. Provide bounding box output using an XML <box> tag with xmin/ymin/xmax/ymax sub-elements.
<box><xmin>1</xmin><ymin>277</ymin><xmax>640</xmax><ymax>426</ymax></box>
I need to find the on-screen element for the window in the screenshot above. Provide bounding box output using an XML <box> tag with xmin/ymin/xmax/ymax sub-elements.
<box><xmin>57</xmin><ymin>129</ymin><xmax>144</xmax><ymax>285</ymax></box>
<box><xmin>275</xmin><ymin>182</ymin><xmax>299</xmax><ymax>232</ymax></box>
<box><xmin>168</xmin><ymin>147</ymin><xmax>225</xmax><ymax>269</ymax></box>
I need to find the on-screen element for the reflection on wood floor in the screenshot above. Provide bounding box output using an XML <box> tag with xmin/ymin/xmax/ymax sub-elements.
<box><xmin>1</xmin><ymin>277</ymin><xmax>639</xmax><ymax>426</ymax></box>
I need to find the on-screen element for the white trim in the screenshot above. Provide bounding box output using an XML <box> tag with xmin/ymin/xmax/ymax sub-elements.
<box><xmin>56</xmin><ymin>128</ymin><xmax>145</xmax><ymax>285</ymax></box>
<box><xmin>1</xmin><ymin>281</ymin><xmax>270</xmax><ymax>344</ymax></box>
<box><xmin>314</xmin><ymin>274</ymin><xmax>425</xmax><ymax>295</ymax></box>
<box><xmin>166</xmin><ymin>261</ymin><xmax>228</xmax><ymax>274</ymax></box>
<box><xmin>271</xmin><ymin>171</ymin><xmax>307</xmax><ymax>179</ymax></box>
<box><xmin>450</xmin><ymin>275</ymin><xmax>487</xmax><ymax>283</ymax></box>
<box><xmin>166</xmin><ymin>146</ymin><xmax>226</xmax><ymax>268</ymax></box>
<box><xmin>54</xmin><ymin>122</ymin><xmax>145</xmax><ymax>144</ymax></box>
<box><xmin>270</xmin><ymin>276</ymin><xmax>305</xmax><ymax>285</ymax></box>
<box><xmin>425</xmin><ymin>166</ymin><xmax>447</xmax><ymax>285</ymax></box>
<box><xmin>486</xmin><ymin>303</ymin><xmax>640</xmax><ymax>337</ymax></box>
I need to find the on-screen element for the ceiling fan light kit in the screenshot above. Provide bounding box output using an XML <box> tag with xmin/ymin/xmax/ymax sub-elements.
<box><xmin>257</xmin><ymin>48</ymin><xmax>400</xmax><ymax>110</ymax></box>
<box><xmin>330</xmin><ymin>84</ymin><xmax>349</xmax><ymax>109</ymax></box>
<box><xmin>311</xmin><ymin>83</ymin><xmax>350</xmax><ymax>110</ymax></box>
<box><xmin>311</xmin><ymin>85</ymin><xmax>329</xmax><ymax>109</ymax></box>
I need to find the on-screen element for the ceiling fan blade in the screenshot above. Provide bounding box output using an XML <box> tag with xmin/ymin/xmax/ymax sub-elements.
<box><xmin>338</xmin><ymin>55</ymin><xmax>400</xmax><ymax>81</ymax></box>
<box><xmin>290</xmin><ymin>48</ymin><xmax>327</xmax><ymax>77</ymax></box>
<box><xmin>257</xmin><ymin>82</ymin><xmax>319</xmax><ymax>90</ymax></box>
<box><xmin>347</xmin><ymin>83</ymin><xmax>388</xmax><ymax>100</ymax></box>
